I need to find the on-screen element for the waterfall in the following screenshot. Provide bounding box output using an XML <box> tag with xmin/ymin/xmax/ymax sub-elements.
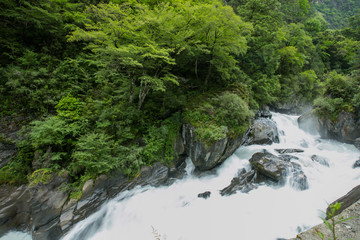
<box><xmin>2</xmin><ymin>113</ymin><xmax>360</xmax><ymax>240</ymax></box>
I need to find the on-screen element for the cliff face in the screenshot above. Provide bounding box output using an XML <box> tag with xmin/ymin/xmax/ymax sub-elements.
<box><xmin>298</xmin><ymin>111</ymin><xmax>360</xmax><ymax>149</ymax></box>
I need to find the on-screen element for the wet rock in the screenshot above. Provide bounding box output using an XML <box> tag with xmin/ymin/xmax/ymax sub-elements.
<box><xmin>198</xmin><ymin>191</ymin><xmax>211</xmax><ymax>199</ymax></box>
<box><xmin>279</xmin><ymin>154</ymin><xmax>299</xmax><ymax>162</ymax></box>
<box><xmin>59</xmin><ymin>199</ymin><xmax>77</xmax><ymax>232</ymax></box>
<box><xmin>138</xmin><ymin>162</ymin><xmax>169</xmax><ymax>187</ymax></box>
<box><xmin>244</xmin><ymin>118</ymin><xmax>280</xmax><ymax>145</ymax></box>
<box><xmin>168</xmin><ymin>161</ymin><xmax>187</xmax><ymax>180</ymax></box>
<box><xmin>355</xmin><ymin>138</ymin><xmax>360</xmax><ymax>151</ymax></box>
<box><xmin>220</xmin><ymin>170</ymin><xmax>257</xmax><ymax>196</ymax></box>
<box><xmin>249</xmin><ymin>152</ymin><xmax>289</xmax><ymax>182</ymax></box>
<box><xmin>353</xmin><ymin>160</ymin><xmax>360</xmax><ymax>168</ymax></box>
<box><xmin>315</xmin><ymin>111</ymin><xmax>360</xmax><ymax>144</ymax></box>
<box><xmin>0</xmin><ymin>142</ymin><xmax>16</xmax><ymax>169</ymax></box>
<box><xmin>275</xmin><ymin>149</ymin><xmax>304</xmax><ymax>154</ymax></box>
<box><xmin>289</xmin><ymin>163</ymin><xmax>308</xmax><ymax>191</ymax></box>
<box><xmin>311</xmin><ymin>155</ymin><xmax>330</xmax><ymax>167</ymax></box>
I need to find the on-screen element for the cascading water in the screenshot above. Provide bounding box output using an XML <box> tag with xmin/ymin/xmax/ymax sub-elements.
<box><xmin>2</xmin><ymin>113</ymin><xmax>359</xmax><ymax>240</ymax></box>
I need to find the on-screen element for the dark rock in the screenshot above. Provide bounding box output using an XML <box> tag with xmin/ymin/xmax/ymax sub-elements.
<box><xmin>249</xmin><ymin>152</ymin><xmax>289</xmax><ymax>182</ymax></box>
<box><xmin>168</xmin><ymin>161</ymin><xmax>187</xmax><ymax>180</ymax></box>
<box><xmin>255</xmin><ymin>106</ymin><xmax>272</xmax><ymax>119</ymax></box>
<box><xmin>311</xmin><ymin>155</ymin><xmax>330</xmax><ymax>167</ymax></box>
<box><xmin>275</xmin><ymin>149</ymin><xmax>304</xmax><ymax>154</ymax></box>
<box><xmin>138</xmin><ymin>162</ymin><xmax>169</xmax><ymax>187</ymax></box>
<box><xmin>289</xmin><ymin>163</ymin><xmax>308</xmax><ymax>191</ymax></box>
<box><xmin>279</xmin><ymin>154</ymin><xmax>299</xmax><ymax>162</ymax></box>
<box><xmin>220</xmin><ymin>170</ymin><xmax>257</xmax><ymax>196</ymax></box>
<box><xmin>315</xmin><ymin>111</ymin><xmax>360</xmax><ymax>144</ymax></box>
<box><xmin>355</xmin><ymin>138</ymin><xmax>360</xmax><ymax>151</ymax></box>
<box><xmin>326</xmin><ymin>184</ymin><xmax>360</xmax><ymax>219</ymax></box>
<box><xmin>182</xmin><ymin>123</ymin><xmax>245</xmax><ymax>171</ymax></box>
<box><xmin>0</xmin><ymin>162</ymin><xmax>171</xmax><ymax>240</ymax></box>
<box><xmin>353</xmin><ymin>160</ymin><xmax>360</xmax><ymax>168</ymax></box>
<box><xmin>271</xmin><ymin>101</ymin><xmax>310</xmax><ymax>115</ymax></box>
<box><xmin>198</xmin><ymin>191</ymin><xmax>211</xmax><ymax>199</ymax></box>
<box><xmin>244</xmin><ymin>118</ymin><xmax>280</xmax><ymax>145</ymax></box>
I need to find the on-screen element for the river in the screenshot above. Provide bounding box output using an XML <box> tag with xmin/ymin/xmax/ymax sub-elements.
<box><xmin>2</xmin><ymin>112</ymin><xmax>360</xmax><ymax>240</ymax></box>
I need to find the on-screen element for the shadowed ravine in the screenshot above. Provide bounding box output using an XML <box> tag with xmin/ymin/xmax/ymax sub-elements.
<box><xmin>3</xmin><ymin>113</ymin><xmax>360</xmax><ymax>240</ymax></box>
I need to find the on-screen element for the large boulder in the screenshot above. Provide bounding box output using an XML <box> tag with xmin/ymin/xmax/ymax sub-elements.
<box><xmin>182</xmin><ymin>123</ymin><xmax>245</xmax><ymax>171</ymax></box>
<box><xmin>243</xmin><ymin>118</ymin><xmax>280</xmax><ymax>145</ymax></box>
<box><xmin>297</xmin><ymin>111</ymin><xmax>320</xmax><ymax>134</ymax></box>
<box><xmin>317</xmin><ymin>111</ymin><xmax>360</xmax><ymax>144</ymax></box>
<box><xmin>249</xmin><ymin>152</ymin><xmax>289</xmax><ymax>182</ymax></box>
<box><xmin>289</xmin><ymin>162</ymin><xmax>308</xmax><ymax>191</ymax></box>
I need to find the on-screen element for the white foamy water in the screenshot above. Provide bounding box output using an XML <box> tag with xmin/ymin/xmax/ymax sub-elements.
<box><xmin>4</xmin><ymin>113</ymin><xmax>360</xmax><ymax>240</ymax></box>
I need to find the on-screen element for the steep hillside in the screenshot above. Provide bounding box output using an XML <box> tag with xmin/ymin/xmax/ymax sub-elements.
<box><xmin>311</xmin><ymin>0</ymin><xmax>360</xmax><ymax>28</ymax></box>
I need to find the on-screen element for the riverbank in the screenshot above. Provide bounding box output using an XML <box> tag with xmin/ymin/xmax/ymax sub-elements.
<box><xmin>291</xmin><ymin>185</ymin><xmax>360</xmax><ymax>240</ymax></box>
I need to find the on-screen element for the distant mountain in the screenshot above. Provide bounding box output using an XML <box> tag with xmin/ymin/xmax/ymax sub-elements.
<box><xmin>311</xmin><ymin>0</ymin><xmax>360</xmax><ymax>29</ymax></box>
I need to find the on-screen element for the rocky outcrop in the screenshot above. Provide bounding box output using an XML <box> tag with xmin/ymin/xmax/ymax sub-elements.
<box><xmin>249</xmin><ymin>152</ymin><xmax>289</xmax><ymax>182</ymax></box>
<box><xmin>0</xmin><ymin>162</ymin><xmax>171</xmax><ymax>240</ymax></box>
<box><xmin>182</xmin><ymin>123</ymin><xmax>245</xmax><ymax>171</ymax></box>
<box><xmin>275</xmin><ymin>149</ymin><xmax>304</xmax><ymax>154</ymax></box>
<box><xmin>311</xmin><ymin>155</ymin><xmax>330</xmax><ymax>167</ymax></box>
<box><xmin>220</xmin><ymin>169</ymin><xmax>257</xmax><ymax>196</ymax></box>
<box><xmin>298</xmin><ymin>111</ymin><xmax>360</xmax><ymax>148</ymax></box>
<box><xmin>297</xmin><ymin>111</ymin><xmax>320</xmax><ymax>134</ymax></box>
<box><xmin>353</xmin><ymin>160</ymin><xmax>360</xmax><ymax>168</ymax></box>
<box><xmin>271</xmin><ymin>101</ymin><xmax>311</xmax><ymax>115</ymax></box>
<box><xmin>198</xmin><ymin>191</ymin><xmax>211</xmax><ymax>199</ymax></box>
<box><xmin>243</xmin><ymin>118</ymin><xmax>280</xmax><ymax>145</ymax></box>
<box><xmin>289</xmin><ymin>162</ymin><xmax>308</xmax><ymax>191</ymax></box>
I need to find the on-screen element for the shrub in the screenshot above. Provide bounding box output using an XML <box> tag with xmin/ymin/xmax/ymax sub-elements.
<box><xmin>72</xmin><ymin>132</ymin><xmax>118</xmax><ymax>176</ymax></box>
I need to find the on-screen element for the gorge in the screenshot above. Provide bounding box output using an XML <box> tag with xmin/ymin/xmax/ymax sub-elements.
<box><xmin>3</xmin><ymin>112</ymin><xmax>359</xmax><ymax>240</ymax></box>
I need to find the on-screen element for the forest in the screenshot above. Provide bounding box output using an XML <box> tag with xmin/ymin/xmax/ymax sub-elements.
<box><xmin>0</xmin><ymin>0</ymin><xmax>359</xmax><ymax>198</ymax></box>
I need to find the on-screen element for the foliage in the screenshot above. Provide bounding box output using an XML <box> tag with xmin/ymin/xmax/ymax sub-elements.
<box><xmin>1</xmin><ymin>0</ymin><xmax>360</xmax><ymax>187</ymax></box>
<box><xmin>28</xmin><ymin>168</ymin><xmax>53</xmax><ymax>187</ymax></box>
<box><xmin>72</xmin><ymin>132</ymin><xmax>118</xmax><ymax>176</ymax></box>
<box><xmin>142</xmin><ymin>113</ymin><xmax>182</xmax><ymax>166</ymax></box>
<box><xmin>313</xmin><ymin>71</ymin><xmax>357</xmax><ymax>120</ymax></box>
<box><xmin>315</xmin><ymin>202</ymin><xmax>354</xmax><ymax>240</ymax></box>
<box><xmin>184</xmin><ymin>92</ymin><xmax>252</xmax><ymax>144</ymax></box>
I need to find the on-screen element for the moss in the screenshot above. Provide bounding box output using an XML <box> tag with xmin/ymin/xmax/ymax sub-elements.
<box><xmin>28</xmin><ymin>168</ymin><xmax>53</xmax><ymax>187</ymax></box>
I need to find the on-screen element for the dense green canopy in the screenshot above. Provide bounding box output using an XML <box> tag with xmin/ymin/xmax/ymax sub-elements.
<box><xmin>0</xmin><ymin>0</ymin><xmax>359</xmax><ymax>194</ymax></box>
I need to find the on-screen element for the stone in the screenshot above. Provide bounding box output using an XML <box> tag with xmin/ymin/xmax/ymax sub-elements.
<box><xmin>315</xmin><ymin>111</ymin><xmax>360</xmax><ymax>144</ymax></box>
<box><xmin>297</xmin><ymin>111</ymin><xmax>320</xmax><ymax>134</ymax></box>
<box><xmin>249</xmin><ymin>152</ymin><xmax>289</xmax><ymax>182</ymax></box>
<box><xmin>220</xmin><ymin>170</ymin><xmax>257</xmax><ymax>196</ymax></box>
<box><xmin>289</xmin><ymin>163</ymin><xmax>308</xmax><ymax>191</ymax></box>
<box><xmin>244</xmin><ymin>118</ymin><xmax>280</xmax><ymax>145</ymax></box>
<box><xmin>198</xmin><ymin>191</ymin><xmax>211</xmax><ymax>199</ymax></box>
<box><xmin>182</xmin><ymin>123</ymin><xmax>245</xmax><ymax>171</ymax></box>
<box><xmin>275</xmin><ymin>149</ymin><xmax>304</xmax><ymax>154</ymax></box>
<box><xmin>353</xmin><ymin>160</ymin><xmax>360</xmax><ymax>168</ymax></box>
<box><xmin>311</xmin><ymin>155</ymin><xmax>330</xmax><ymax>167</ymax></box>
<box><xmin>279</xmin><ymin>154</ymin><xmax>299</xmax><ymax>162</ymax></box>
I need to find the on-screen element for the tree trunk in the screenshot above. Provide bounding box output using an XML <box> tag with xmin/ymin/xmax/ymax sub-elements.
<box><xmin>129</xmin><ymin>78</ymin><xmax>134</xmax><ymax>104</ymax></box>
